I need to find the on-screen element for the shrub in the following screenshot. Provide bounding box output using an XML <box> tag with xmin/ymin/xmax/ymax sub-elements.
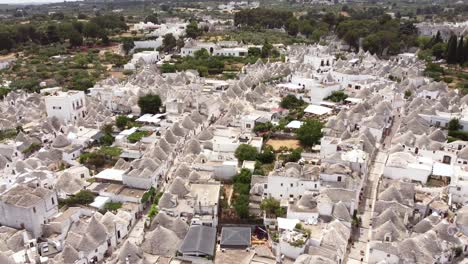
<box><xmin>235</xmin><ymin>144</ymin><xmax>258</xmax><ymax>162</ymax></box>
<box><xmin>296</xmin><ymin>119</ymin><xmax>323</xmax><ymax>147</ymax></box>
<box><xmin>138</xmin><ymin>94</ymin><xmax>162</xmax><ymax>114</ymax></box>
<box><xmin>324</xmin><ymin>90</ymin><xmax>348</xmax><ymax>102</ymax></box>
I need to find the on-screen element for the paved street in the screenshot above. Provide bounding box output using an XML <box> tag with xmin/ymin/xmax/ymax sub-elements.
<box><xmin>347</xmin><ymin>109</ymin><xmax>400</xmax><ymax>263</ymax></box>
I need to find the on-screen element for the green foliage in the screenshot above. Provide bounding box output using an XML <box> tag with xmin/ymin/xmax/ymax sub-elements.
<box><xmin>280</xmin><ymin>95</ymin><xmax>306</xmax><ymax>109</ymax></box>
<box><xmin>234</xmin><ymin>8</ymin><xmax>293</xmax><ymax>29</ymax></box>
<box><xmin>186</xmin><ymin>21</ymin><xmax>203</xmax><ymax>39</ymax></box>
<box><xmin>261</xmin><ymin>41</ymin><xmax>279</xmax><ymax>58</ymax></box>
<box><xmin>296</xmin><ymin>119</ymin><xmax>324</xmax><ymax>147</ymax></box>
<box><xmin>79</xmin><ymin>146</ymin><xmax>121</xmax><ymax>168</ymax></box>
<box><xmin>122</xmin><ymin>39</ymin><xmax>135</xmax><ymax>55</ymax></box>
<box><xmin>22</xmin><ymin>143</ymin><xmax>42</xmax><ymax>155</ymax></box>
<box><xmin>257</xmin><ymin>145</ymin><xmax>275</xmax><ymax>164</ymax></box>
<box><xmin>233</xmin><ymin>194</ymin><xmax>250</xmax><ymax>219</ymax></box>
<box><xmin>248</xmin><ymin>47</ymin><xmax>261</xmax><ymax>57</ymax></box>
<box><xmin>116</xmin><ymin>115</ymin><xmax>130</xmax><ymax>130</ymax></box>
<box><xmin>138</xmin><ymin>94</ymin><xmax>162</xmax><ymax>114</ymax></box>
<box><xmin>148</xmin><ymin>204</ymin><xmax>158</xmax><ymax>219</ymax></box>
<box><xmin>161</xmin><ymin>63</ymin><xmax>176</xmax><ymax>73</ymax></box>
<box><xmin>448</xmin><ymin>130</ymin><xmax>468</xmax><ymax>141</ymax></box>
<box><xmin>447</xmin><ymin>35</ymin><xmax>458</xmax><ymax>64</ymax></box>
<box><xmin>99</xmin><ymin>146</ymin><xmax>122</xmax><ymax>157</ymax></box>
<box><xmin>161</xmin><ymin>33</ymin><xmax>176</xmax><ymax>53</ymax></box>
<box><xmin>286</xmin><ymin>148</ymin><xmax>303</xmax><ymax>163</ymax></box>
<box><xmin>448</xmin><ymin>118</ymin><xmax>462</xmax><ymax>131</ymax></box>
<box><xmin>235</xmin><ymin>144</ymin><xmax>258</xmax><ymax>162</ymax></box>
<box><xmin>69</xmin><ymin>30</ymin><xmax>83</xmax><ymax>48</ymax></box>
<box><xmin>61</xmin><ymin>190</ymin><xmax>96</xmax><ymax>206</ymax></box>
<box><xmin>145</xmin><ymin>13</ymin><xmax>159</xmax><ymax>24</ymax></box>
<box><xmin>260</xmin><ymin>197</ymin><xmax>285</xmax><ymax>218</ymax></box>
<box><xmin>100</xmin><ymin>133</ymin><xmax>114</xmax><ymax>146</ymax></box>
<box><xmin>404</xmin><ymin>90</ymin><xmax>412</xmax><ymax>99</ymax></box>
<box><xmin>253</xmin><ymin>122</ymin><xmax>273</xmax><ymax>133</ymax></box>
<box><xmin>0</xmin><ymin>129</ymin><xmax>18</xmax><ymax>142</ymax></box>
<box><xmin>104</xmin><ymin>202</ymin><xmax>122</xmax><ymax>211</ymax></box>
<box><xmin>127</xmin><ymin>131</ymin><xmax>149</xmax><ymax>143</ymax></box>
<box><xmin>335</xmin><ymin>14</ymin><xmax>417</xmax><ymax>55</ymax></box>
<box><xmin>233</xmin><ymin>169</ymin><xmax>252</xmax><ymax>185</ymax></box>
<box><xmin>141</xmin><ymin>186</ymin><xmax>156</xmax><ymax>203</ymax></box>
<box><xmin>324</xmin><ymin>90</ymin><xmax>348</xmax><ymax>102</ymax></box>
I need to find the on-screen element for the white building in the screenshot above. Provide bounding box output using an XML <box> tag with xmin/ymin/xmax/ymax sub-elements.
<box><xmin>124</xmin><ymin>51</ymin><xmax>161</xmax><ymax>71</ymax></box>
<box><xmin>383</xmin><ymin>152</ymin><xmax>433</xmax><ymax>184</ymax></box>
<box><xmin>190</xmin><ymin>183</ymin><xmax>221</xmax><ymax>228</ymax></box>
<box><xmin>265</xmin><ymin>163</ymin><xmax>320</xmax><ymax>201</ymax></box>
<box><xmin>44</xmin><ymin>90</ymin><xmax>87</xmax><ymax>124</ymax></box>
<box><xmin>0</xmin><ymin>184</ymin><xmax>58</xmax><ymax>237</ymax></box>
<box><xmin>213</xmin><ymin>47</ymin><xmax>248</xmax><ymax>57</ymax></box>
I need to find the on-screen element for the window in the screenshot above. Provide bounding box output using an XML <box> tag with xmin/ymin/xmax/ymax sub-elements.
<box><xmin>457</xmin><ymin>187</ymin><xmax>462</xmax><ymax>191</ymax></box>
<box><xmin>33</xmin><ymin>207</ymin><xmax>36</xmax><ymax>213</ymax></box>
<box><xmin>289</xmin><ymin>194</ymin><xmax>294</xmax><ymax>198</ymax></box>
<box><xmin>280</xmin><ymin>194</ymin><xmax>282</xmax><ymax>197</ymax></box>
<box><xmin>290</xmin><ymin>183</ymin><xmax>293</xmax><ymax>187</ymax></box>
<box><xmin>263</xmin><ymin>184</ymin><xmax>267</xmax><ymax>189</ymax></box>
<box><xmin>280</xmin><ymin>183</ymin><xmax>283</xmax><ymax>187</ymax></box>
<box><xmin>337</xmin><ymin>176</ymin><xmax>342</xmax><ymax>182</ymax></box>
<box><xmin>387</xmin><ymin>254</ymin><xmax>390</xmax><ymax>258</ymax></box>
<box><xmin>246</xmin><ymin>124</ymin><xmax>251</xmax><ymax>128</ymax></box>
<box><xmin>51</xmin><ymin>197</ymin><xmax>55</xmax><ymax>205</ymax></box>
<box><xmin>81</xmin><ymin>173</ymin><xmax>85</xmax><ymax>178</ymax></box>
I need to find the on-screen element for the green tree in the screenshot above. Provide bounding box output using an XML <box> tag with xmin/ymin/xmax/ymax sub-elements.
<box><xmin>161</xmin><ymin>33</ymin><xmax>176</xmax><ymax>52</ymax></box>
<box><xmin>235</xmin><ymin>144</ymin><xmax>258</xmax><ymax>162</ymax></box>
<box><xmin>145</xmin><ymin>13</ymin><xmax>159</xmax><ymax>24</ymax></box>
<box><xmin>83</xmin><ymin>22</ymin><xmax>101</xmax><ymax>39</ymax></box>
<box><xmin>233</xmin><ymin>169</ymin><xmax>252</xmax><ymax>185</ymax></box>
<box><xmin>257</xmin><ymin>145</ymin><xmax>275</xmax><ymax>164</ymax></box>
<box><xmin>287</xmin><ymin>148</ymin><xmax>302</xmax><ymax>162</ymax></box>
<box><xmin>248</xmin><ymin>47</ymin><xmax>261</xmax><ymax>57</ymax></box>
<box><xmin>176</xmin><ymin>37</ymin><xmax>185</xmax><ymax>51</ymax></box>
<box><xmin>280</xmin><ymin>94</ymin><xmax>306</xmax><ymax>109</ymax></box>
<box><xmin>447</xmin><ymin>35</ymin><xmax>458</xmax><ymax>64</ymax></box>
<box><xmin>138</xmin><ymin>94</ymin><xmax>162</xmax><ymax>114</ymax></box>
<box><xmin>296</xmin><ymin>119</ymin><xmax>323</xmax><ymax>147</ymax></box>
<box><xmin>448</xmin><ymin>118</ymin><xmax>462</xmax><ymax>131</ymax></box>
<box><xmin>47</xmin><ymin>25</ymin><xmax>61</xmax><ymax>43</ymax></box>
<box><xmin>62</xmin><ymin>190</ymin><xmax>96</xmax><ymax>206</ymax></box>
<box><xmin>456</xmin><ymin>36</ymin><xmax>464</xmax><ymax>65</ymax></box>
<box><xmin>0</xmin><ymin>32</ymin><xmax>14</xmax><ymax>51</ymax></box>
<box><xmin>261</xmin><ymin>40</ymin><xmax>273</xmax><ymax>58</ymax></box>
<box><xmin>324</xmin><ymin>91</ymin><xmax>348</xmax><ymax>102</ymax></box>
<box><xmin>233</xmin><ymin>194</ymin><xmax>249</xmax><ymax>219</ymax></box>
<box><xmin>431</xmin><ymin>42</ymin><xmax>446</xmax><ymax>60</ymax></box>
<box><xmin>186</xmin><ymin>21</ymin><xmax>202</xmax><ymax>39</ymax></box>
<box><xmin>260</xmin><ymin>197</ymin><xmax>285</xmax><ymax>217</ymax></box>
<box><xmin>122</xmin><ymin>39</ymin><xmax>135</xmax><ymax>55</ymax></box>
<box><xmin>161</xmin><ymin>63</ymin><xmax>176</xmax><ymax>73</ymax></box>
<box><xmin>286</xmin><ymin>18</ymin><xmax>299</xmax><ymax>36</ymax></box>
<box><xmin>116</xmin><ymin>115</ymin><xmax>130</xmax><ymax>130</ymax></box>
<box><xmin>69</xmin><ymin>30</ymin><xmax>83</xmax><ymax>48</ymax></box>
<box><xmin>100</xmin><ymin>133</ymin><xmax>114</xmax><ymax>146</ymax></box>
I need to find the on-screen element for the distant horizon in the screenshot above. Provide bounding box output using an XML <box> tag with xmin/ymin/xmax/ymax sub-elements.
<box><xmin>0</xmin><ymin>0</ymin><xmax>81</xmax><ymax>4</ymax></box>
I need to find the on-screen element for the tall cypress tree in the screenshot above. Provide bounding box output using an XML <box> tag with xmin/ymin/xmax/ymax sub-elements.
<box><xmin>447</xmin><ymin>35</ymin><xmax>458</xmax><ymax>64</ymax></box>
<box><xmin>464</xmin><ymin>39</ymin><xmax>468</xmax><ymax>65</ymax></box>
<box><xmin>456</xmin><ymin>36</ymin><xmax>464</xmax><ymax>64</ymax></box>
